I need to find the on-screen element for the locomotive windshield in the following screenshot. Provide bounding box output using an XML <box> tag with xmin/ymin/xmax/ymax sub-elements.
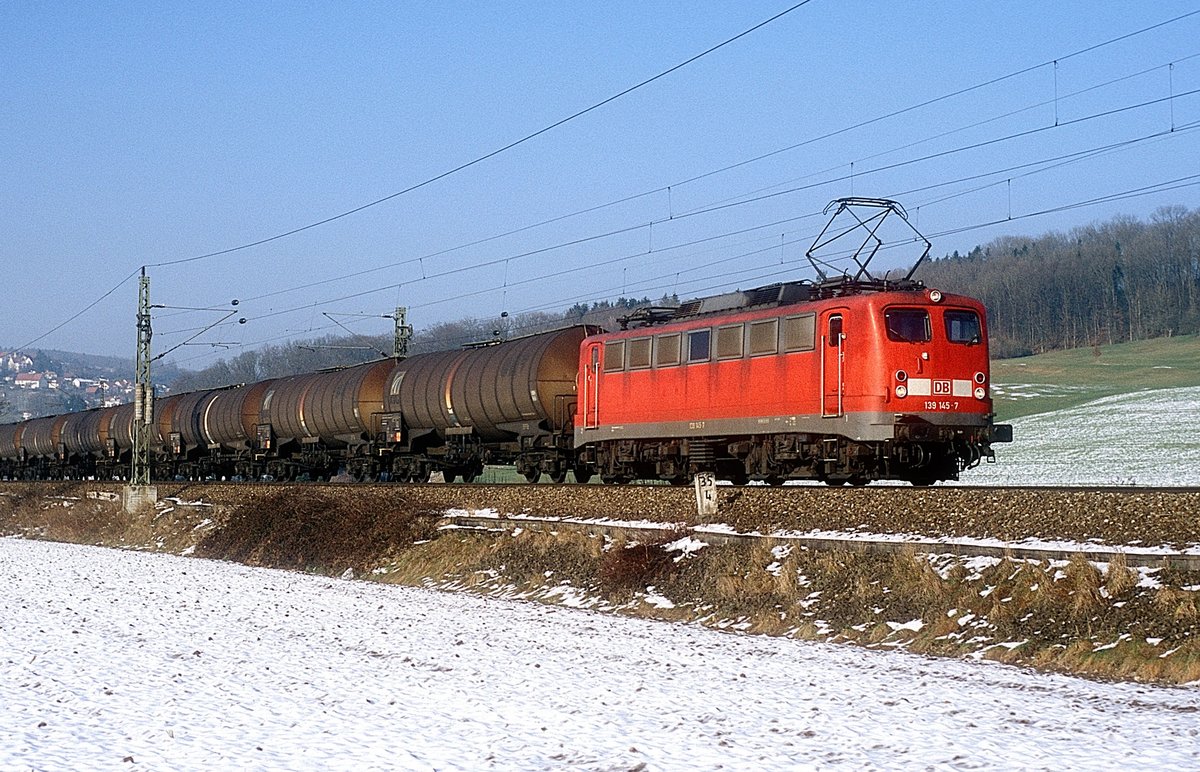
<box><xmin>945</xmin><ymin>310</ymin><xmax>982</xmax><ymax>344</ymax></box>
<box><xmin>884</xmin><ymin>308</ymin><xmax>931</xmax><ymax>343</ymax></box>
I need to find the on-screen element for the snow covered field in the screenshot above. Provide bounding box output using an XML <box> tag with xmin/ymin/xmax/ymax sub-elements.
<box><xmin>4</xmin><ymin>538</ymin><xmax>1200</xmax><ymax>771</ymax></box>
<box><xmin>970</xmin><ymin>385</ymin><xmax>1200</xmax><ymax>487</ymax></box>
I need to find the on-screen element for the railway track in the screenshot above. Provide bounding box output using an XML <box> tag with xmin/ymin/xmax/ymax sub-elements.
<box><xmin>3</xmin><ymin>479</ymin><xmax>1199</xmax><ymax>570</ymax></box>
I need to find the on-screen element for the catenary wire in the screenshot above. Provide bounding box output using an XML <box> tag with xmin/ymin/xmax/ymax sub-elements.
<box><xmin>19</xmin><ymin>8</ymin><xmax>1197</xmax><ymax>353</ymax></box>
<box><xmin>143</xmin><ymin>2</ymin><xmax>814</xmax><ymax>270</ymax></box>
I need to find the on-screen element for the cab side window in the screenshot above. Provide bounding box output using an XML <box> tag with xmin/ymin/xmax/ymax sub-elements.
<box><xmin>827</xmin><ymin>315</ymin><xmax>843</xmax><ymax>346</ymax></box>
<box><xmin>884</xmin><ymin>309</ymin><xmax>930</xmax><ymax>343</ymax></box>
<box><xmin>945</xmin><ymin>310</ymin><xmax>982</xmax><ymax>344</ymax></box>
<box><xmin>782</xmin><ymin>314</ymin><xmax>815</xmax><ymax>352</ymax></box>
<box><xmin>627</xmin><ymin>337</ymin><xmax>652</xmax><ymax>369</ymax></box>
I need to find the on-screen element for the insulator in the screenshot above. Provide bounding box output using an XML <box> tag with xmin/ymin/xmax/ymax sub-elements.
<box><xmin>134</xmin><ymin>385</ymin><xmax>144</xmax><ymax>421</ymax></box>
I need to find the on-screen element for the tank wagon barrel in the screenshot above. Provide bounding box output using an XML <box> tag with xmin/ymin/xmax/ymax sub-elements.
<box><xmin>381</xmin><ymin>325</ymin><xmax>597</xmax><ymax>483</ymax></box>
<box><xmin>199</xmin><ymin>380</ymin><xmax>274</xmax><ymax>450</ymax></box>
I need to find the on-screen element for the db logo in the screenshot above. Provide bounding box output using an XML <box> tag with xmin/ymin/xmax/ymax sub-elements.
<box><xmin>933</xmin><ymin>380</ymin><xmax>951</xmax><ymax>395</ymax></box>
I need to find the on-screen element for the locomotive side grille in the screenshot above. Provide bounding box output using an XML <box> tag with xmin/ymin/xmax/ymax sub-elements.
<box><xmin>687</xmin><ymin>441</ymin><xmax>714</xmax><ymax>467</ymax></box>
<box><xmin>744</xmin><ymin>286</ymin><xmax>783</xmax><ymax>306</ymax></box>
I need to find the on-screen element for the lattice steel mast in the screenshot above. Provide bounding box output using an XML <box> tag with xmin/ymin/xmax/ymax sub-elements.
<box><xmin>131</xmin><ymin>268</ymin><xmax>153</xmax><ymax>485</ymax></box>
<box><xmin>393</xmin><ymin>306</ymin><xmax>413</xmax><ymax>359</ymax></box>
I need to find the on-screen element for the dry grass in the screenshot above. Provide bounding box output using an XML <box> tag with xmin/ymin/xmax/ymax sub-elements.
<box><xmin>1063</xmin><ymin>554</ymin><xmax>1104</xmax><ymax>618</ymax></box>
<box><xmin>195</xmin><ymin>488</ymin><xmax>436</xmax><ymax>574</ymax></box>
<box><xmin>1153</xmin><ymin>587</ymin><xmax>1199</xmax><ymax>622</ymax></box>
<box><xmin>1104</xmin><ymin>553</ymin><xmax>1138</xmax><ymax>596</ymax></box>
<box><xmin>599</xmin><ymin>530</ymin><xmax>684</xmax><ymax>596</ymax></box>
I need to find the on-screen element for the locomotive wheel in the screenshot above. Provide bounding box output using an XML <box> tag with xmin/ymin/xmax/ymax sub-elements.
<box><xmin>523</xmin><ymin>469</ymin><xmax>542</xmax><ymax>484</ymax></box>
<box><xmin>409</xmin><ymin>466</ymin><xmax>431</xmax><ymax>483</ymax></box>
<box><xmin>601</xmin><ymin>474</ymin><xmax>632</xmax><ymax>485</ymax></box>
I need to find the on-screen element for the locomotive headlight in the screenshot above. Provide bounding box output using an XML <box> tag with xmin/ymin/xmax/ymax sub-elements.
<box><xmin>895</xmin><ymin>384</ymin><xmax>908</xmax><ymax>398</ymax></box>
<box><xmin>895</xmin><ymin>370</ymin><xmax>908</xmax><ymax>382</ymax></box>
<box><xmin>974</xmin><ymin>386</ymin><xmax>987</xmax><ymax>400</ymax></box>
<box><xmin>974</xmin><ymin>371</ymin><xmax>986</xmax><ymax>384</ymax></box>
<box><xmin>928</xmin><ymin>289</ymin><xmax>943</xmax><ymax>303</ymax></box>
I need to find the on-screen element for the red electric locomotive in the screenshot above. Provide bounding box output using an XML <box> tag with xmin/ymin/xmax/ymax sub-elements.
<box><xmin>573</xmin><ymin>198</ymin><xmax>1012</xmax><ymax>485</ymax></box>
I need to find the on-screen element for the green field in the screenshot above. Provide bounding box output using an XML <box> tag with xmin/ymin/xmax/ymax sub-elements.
<box><xmin>991</xmin><ymin>334</ymin><xmax>1200</xmax><ymax>420</ymax></box>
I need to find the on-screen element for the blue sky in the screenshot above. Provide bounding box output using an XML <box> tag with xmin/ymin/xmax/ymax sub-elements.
<box><xmin>2</xmin><ymin>2</ymin><xmax>1198</xmax><ymax>365</ymax></box>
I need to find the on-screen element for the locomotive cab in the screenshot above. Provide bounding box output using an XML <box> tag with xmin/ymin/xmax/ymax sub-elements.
<box><xmin>870</xmin><ymin>289</ymin><xmax>1005</xmax><ymax>482</ymax></box>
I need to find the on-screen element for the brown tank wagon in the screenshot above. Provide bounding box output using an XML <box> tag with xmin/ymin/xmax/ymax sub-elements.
<box><xmin>199</xmin><ymin>380</ymin><xmax>274</xmax><ymax>450</ymax></box>
<box><xmin>19</xmin><ymin>414</ymin><xmax>68</xmax><ymax>463</ymax></box>
<box><xmin>0</xmin><ymin>326</ymin><xmax>602</xmax><ymax>482</ymax></box>
<box><xmin>261</xmin><ymin>360</ymin><xmax>394</xmax><ymax>447</ymax></box>
<box><xmin>381</xmin><ymin>326</ymin><xmax>598</xmax><ymax>482</ymax></box>
<box><xmin>0</xmin><ymin>423</ymin><xmax>25</xmax><ymax>466</ymax></box>
<box><xmin>384</xmin><ymin>326</ymin><xmax>590</xmax><ymax>442</ymax></box>
<box><xmin>60</xmin><ymin>408</ymin><xmax>107</xmax><ymax>457</ymax></box>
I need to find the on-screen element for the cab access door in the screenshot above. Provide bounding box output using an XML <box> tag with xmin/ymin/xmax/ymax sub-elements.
<box><xmin>821</xmin><ymin>312</ymin><xmax>845</xmax><ymax>417</ymax></box>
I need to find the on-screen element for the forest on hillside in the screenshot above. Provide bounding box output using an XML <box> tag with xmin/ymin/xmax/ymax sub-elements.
<box><xmin>167</xmin><ymin>206</ymin><xmax>1200</xmax><ymax>391</ymax></box>
<box><xmin>916</xmin><ymin>206</ymin><xmax>1200</xmax><ymax>358</ymax></box>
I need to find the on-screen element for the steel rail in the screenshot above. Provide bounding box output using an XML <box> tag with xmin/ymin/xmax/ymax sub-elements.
<box><xmin>441</xmin><ymin>513</ymin><xmax>1200</xmax><ymax>571</ymax></box>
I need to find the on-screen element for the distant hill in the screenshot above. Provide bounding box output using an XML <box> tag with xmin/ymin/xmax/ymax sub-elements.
<box><xmin>0</xmin><ymin>346</ymin><xmax>181</xmax><ymax>423</ymax></box>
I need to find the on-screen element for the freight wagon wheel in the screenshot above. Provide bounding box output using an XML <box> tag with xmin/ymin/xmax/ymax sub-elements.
<box><xmin>572</xmin><ymin>468</ymin><xmax>593</xmax><ymax>484</ymax></box>
<box><xmin>667</xmin><ymin>476</ymin><xmax>690</xmax><ymax>486</ymax></box>
<box><xmin>765</xmin><ymin>476</ymin><xmax>786</xmax><ymax>487</ymax></box>
<box><xmin>461</xmin><ymin>466</ymin><xmax>480</xmax><ymax>483</ymax></box>
<box><xmin>523</xmin><ymin>469</ymin><xmax>542</xmax><ymax>484</ymax></box>
<box><xmin>550</xmin><ymin>469</ymin><xmax>568</xmax><ymax>484</ymax></box>
<box><xmin>409</xmin><ymin>465</ymin><xmax>431</xmax><ymax>484</ymax></box>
